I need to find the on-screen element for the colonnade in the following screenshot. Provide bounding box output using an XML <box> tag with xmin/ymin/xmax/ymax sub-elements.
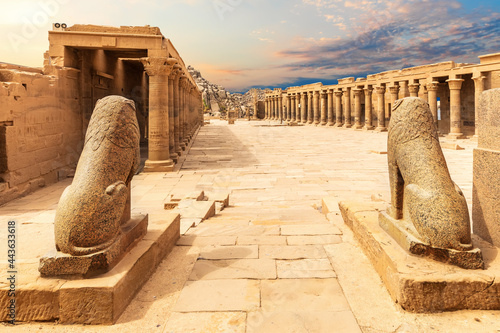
<box><xmin>142</xmin><ymin>57</ymin><xmax>203</xmax><ymax>172</ymax></box>
<box><xmin>263</xmin><ymin>72</ymin><xmax>487</xmax><ymax>138</ymax></box>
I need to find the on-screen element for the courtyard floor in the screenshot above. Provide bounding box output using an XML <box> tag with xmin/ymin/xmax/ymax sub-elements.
<box><xmin>1</xmin><ymin>119</ymin><xmax>498</xmax><ymax>332</ymax></box>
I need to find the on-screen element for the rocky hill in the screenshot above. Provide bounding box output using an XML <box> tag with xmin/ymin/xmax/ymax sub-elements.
<box><xmin>188</xmin><ymin>65</ymin><xmax>265</xmax><ymax>117</ymax></box>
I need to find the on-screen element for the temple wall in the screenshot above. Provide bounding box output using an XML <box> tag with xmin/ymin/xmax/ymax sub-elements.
<box><xmin>0</xmin><ymin>67</ymin><xmax>82</xmax><ymax>205</ymax></box>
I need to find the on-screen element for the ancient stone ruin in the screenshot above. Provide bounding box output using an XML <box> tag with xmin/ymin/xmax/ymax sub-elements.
<box><xmin>39</xmin><ymin>96</ymin><xmax>148</xmax><ymax>277</ymax></box>
<box><xmin>379</xmin><ymin>97</ymin><xmax>483</xmax><ymax>269</ymax></box>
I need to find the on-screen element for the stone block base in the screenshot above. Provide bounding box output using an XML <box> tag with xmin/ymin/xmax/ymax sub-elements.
<box><xmin>473</xmin><ymin>148</ymin><xmax>500</xmax><ymax>247</ymax></box>
<box><xmin>1</xmin><ymin>213</ymin><xmax>180</xmax><ymax>324</ymax></box>
<box><xmin>143</xmin><ymin>159</ymin><xmax>175</xmax><ymax>172</ymax></box>
<box><xmin>39</xmin><ymin>214</ymin><xmax>149</xmax><ymax>277</ymax></box>
<box><xmin>379</xmin><ymin>211</ymin><xmax>483</xmax><ymax>270</ymax></box>
<box><xmin>338</xmin><ymin>200</ymin><xmax>500</xmax><ymax>312</ymax></box>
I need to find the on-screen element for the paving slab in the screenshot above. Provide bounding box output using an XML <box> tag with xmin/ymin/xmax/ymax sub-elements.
<box><xmin>260</xmin><ymin>245</ymin><xmax>327</xmax><ymax>259</ymax></box>
<box><xmin>173</xmin><ymin>279</ymin><xmax>260</xmax><ymax>312</ymax></box>
<box><xmin>166</xmin><ymin>312</ymin><xmax>246</xmax><ymax>333</ymax></box>
<box><xmin>280</xmin><ymin>224</ymin><xmax>342</xmax><ymax>236</ymax></box>
<box><xmin>246</xmin><ymin>310</ymin><xmax>361</xmax><ymax>333</ymax></box>
<box><xmin>198</xmin><ymin>245</ymin><xmax>259</xmax><ymax>260</ymax></box>
<box><xmin>260</xmin><ymin>279</ymin><xmax>352</xmax><ymax>312</ymax></box>
<box><xmin>287</xmin><ymin>235</ymin><xmax>342</xmax><ymax>245</ymax></box>
<box><xmin>277</xmin><ymin>259</ymin><xmax>336</xmax><ymax>279</ymax></box>
<box><xmin>189</xmin><ymin>258</ymin><xmax>276</xmax><ymax>280</ymax></box>
<box><xmin>177</xmin><ymin>235</ymin><xmax>237</xmax><ymax>246</ymax></box>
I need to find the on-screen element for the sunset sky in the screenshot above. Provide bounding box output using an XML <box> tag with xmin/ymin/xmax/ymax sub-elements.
<box><xmin>0</xmin><ymin>0</ymin><xmax>499</xmax><ymax>92</ymax></box>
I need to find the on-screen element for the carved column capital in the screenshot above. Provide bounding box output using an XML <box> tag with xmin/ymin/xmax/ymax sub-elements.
<box><xmin>352</xmin><ymin>88</ymin><xmax>363</xmax><ymax>96</ymax></box>
<box><xmin>334</xmin><ymin>90</ymin><xmax>343</xmax><ymax>97</ymax></box>
<box><xmin>446</xmin><ymin>78</ymin><xmax>464</xmax><ymax>90</ymax></box>
<box><xmin>408</xmin><ymin>83</ymin><xmax>420</xmax><ymax>94</ymax></box>
<box><xmin>388</xmin><ymin>86</ymin><xmax>399</xmax><ymax>95</ymax></box>
<box><xmin>363</xmin><ymin>87</ymin><xmax>373</xmax><ymax>95</ymax></box>
<box><xmin>141</xmin><ymin>57</ymin><xmax>174</xmax><ymax>76</ymax></box>
<box><xmin>375</xmin><ymin>86</ymin><xmax>386</xmax><ymax>95</ymax></box>
<box><xmin>426</xmin><ymin>81</ymin><xmax>439</xmax><ymax>91</ymax></box>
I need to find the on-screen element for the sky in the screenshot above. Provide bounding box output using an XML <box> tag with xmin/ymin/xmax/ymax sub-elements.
<box><xmin>0</xmin><ymin>0</ymin><xmax>499</xmax><ymax>93</ymax></box>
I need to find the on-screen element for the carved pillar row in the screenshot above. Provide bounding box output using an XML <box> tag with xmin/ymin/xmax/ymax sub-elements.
<box><xmin>363</xmin><ymin>87</ymin><xmax>374</xmax><ymax>130</ymax></box>
<box><xmin>375</xmin><ymin>86</ymin><xmax>387</xmax><ymax>132</ymax></box>
<box><xmin>447</xmin><ymin>78</ymin><xmax>465</xmax><ymax>138</ymax></box>
<box><xmin>334</xmin><ymin>90</ymin><xmax>343</xmax><ymax>127</ymax></box>
<box><xmin>141</xmin><ymin>57</ymin><xmax>174</xmax><ymax>172</ymax></box>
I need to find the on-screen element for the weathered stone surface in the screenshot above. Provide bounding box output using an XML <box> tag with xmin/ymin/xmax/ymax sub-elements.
<box><xmin>53</xmin><ymin>96</ymin><xmax>141</xmax><ymax>257</ymax></box>
<box><xmin>260</xmin><ymin>245</ymin><xmax>327</xmax><ymax>259</ymax></box>
<box><xmin>340</xmin><ymin>201</ymin><xmax>500</xmax><ymax>312</ymax></box>
<box><xmin>198</xmin><ymin>245</ymin><xmax>258</xmax><ymax>259</ymax></box>
<box><xmin>166</xmin><ymin>312</ymin><xmax>246</xmax><ymax>333</ymax></box>
<box><xmin>277</xmin><ymin>259</ymin><xmax>336</xmax><ymax>279</ymax></box>
<box><xmin>173</xmin><ymin>279</ymin><xmax>260</xmax><ymax>312</ymax></box>
<box><xmin>39</xmin><ymin>214</ymin><xmax>149</xmax><ymax>277</ymax></box>
<box><xmin>189</xmin><ymin>259</ymin><xmax>276</xmax><ymax>280</ymax></box>
<box><xmin>473</xmin><ymin>89</ymin><xmax>500</xmax><ymax>247</ymax></box>
<box><xmin>384</xmin><ymin>97</ymin><xmax>481</xmax><ymax>268</ymax></box>
<box><xmin>280</xmin><ymin>224</ymin><xmax>341</xmax><ymax>236</ymax></box>
<box><xmin>247</xmin><ymin>310</ymin><xmax>361</xmax><ymax>333</ymax></box>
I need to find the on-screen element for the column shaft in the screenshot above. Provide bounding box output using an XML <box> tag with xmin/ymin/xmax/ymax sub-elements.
<box><xmin>334</xmin><ymin>90</ymin><xmax>343</xmax><ymax>127</ymax></box>
<box><xmin>363</xmin><ymin>87</ymin><xmax>374</xmax><ymax>130</ymax></box>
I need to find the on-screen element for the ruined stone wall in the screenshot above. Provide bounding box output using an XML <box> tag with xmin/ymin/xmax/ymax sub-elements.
<box><xmin>0</xmin><ymin>67</ymin><xmax>82</xmax><ymax>205</ymax></box>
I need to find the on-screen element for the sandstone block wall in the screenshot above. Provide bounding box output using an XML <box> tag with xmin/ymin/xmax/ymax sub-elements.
<box><xmin>0</xmin><ymin>66</ymin><xmax>82</xmax><ymax>205</ymax></box>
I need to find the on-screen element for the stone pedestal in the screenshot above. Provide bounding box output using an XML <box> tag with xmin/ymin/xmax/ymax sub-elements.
<box><xmin>39</xmin><ymin>215</ymin><xmax>149</xmax><ymax>277</ymax></box>
<box><xmin>473</xmin><ymin>88</ymin><xmax>500</xmax><ymax>246</ymax></box>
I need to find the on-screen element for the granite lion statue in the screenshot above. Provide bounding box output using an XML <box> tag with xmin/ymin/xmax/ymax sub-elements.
<box><xmin>387</xmin><ymin>97</ymin><xmax>472</xmax><ymax>251</ymax></box>
<box><xmin>54</xmin><ymin>95</ymin><xmax>140</xmax><ymax>256</ymax></box>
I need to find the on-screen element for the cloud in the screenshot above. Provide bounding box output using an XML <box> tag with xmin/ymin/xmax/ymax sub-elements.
<box><xmin>274</xmin><ymin>0</ymin><xmax>500</xmax><ymax>84</ymax></box>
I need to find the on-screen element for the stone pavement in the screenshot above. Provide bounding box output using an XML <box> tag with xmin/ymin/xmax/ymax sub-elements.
<box><xmin>1</xmin><ymin>119</ymin><xmax>499</xmax><ymax>332</ymax></box>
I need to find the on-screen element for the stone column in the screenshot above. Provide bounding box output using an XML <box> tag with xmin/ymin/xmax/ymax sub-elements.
<box><xmin>278</xmin><ymin>95</ymin><xmax>283</xmax><ymax>121</ymax></box>
<box><xmin>353</xmin><ymin>88</ymin><xmax>363</xmax><ymax>129</ymax></box>
<box><xmin>420</xmin><ymin>83</ymin><xmax>428</xmax><ymax>102</ymax></box>
<box><xmin>253</xmin><ymin>91</ymin><xmax>259</xmax><ymax>120</ymax></box>
<box><xmin>172</xmin><ymin>65</ymin><xmax>182</xmax><ymax>156</ymax></box>
<box><xmin>301</xmin><ymin>92</ymin><xmax>307</xmax><ymax>123</ymax></box>
<box><xmin>307</xmin><ymin>91</ymin><xmax>314</xmax><ymax>124</ymax></box>
<box><xmin>447</xmin><ymin>78</ymin><xmax>465</xmax><ymax>138</ymax></box>
<box><xmin>292</xmin><ymin>93</ymin><xmax>300</xmax><ymax>123</ymax></box>
<box><xmin>168</xmin><ymin>65</ymin><xmax>177</xmax><ymax>162</ymax></box>
<box><xmin>285</xmin><ymin>95</ymin><xmax>291</xmax><ymax>121</ymax></box>
<box><xmin>363</xmin><ymin>87</ymin><xmax>374</xmax><ymax>130</ymax></box>
<box><xmin>313</xmin><ymin>91</ymin><xmax>320</xmax><ymax>125</ymax></box>
<box><xmin>375</xmin><ymin>86</ymin><xmax>387</xmax><ymax>132</ymax></box>
<box><xmin>399</xmin><ymin>81</ymin><xmax>408</xmax><ymax>99</ymax></box>
<box><xmin>472</xmin><ymin>75</ymin><xmax>486</xmax><ymax>137</ymax></box>
<box><xmin>408</xmin><ymin>83</ymin><xmax>420</xmax><ymax>98</ymax></box>
<box><xmin>426</xmin><ymin>81</ymin><xmax>439</xmax><ymax>128</ymax></box>
<box><xmin>327</xmin><ymin>89</ymin><xmax>334</xmax><ymax>126</ymax></box>
<box><xmin>343</xmin><ymin>87</ymin><xmax>351</xmax><ymax>128</ymax></box>
<box><xmin>179</xmin><ymin>76</ymin><xmax>187</xmax><ymax>150</ymax></box>
<box><xmin>320</xmin><ymin>91</ymin><xmax>327</xmax><ymax>125</ymax></box>
<box><xmin>141</xmin><ymin>57</ymin><xmax>174</xmax><ymax>172</ymax></box>
<box><xmin>388</xmin><ymin>85</ymin><xmax>399</xmax><ymax>124</ymax></box>
<box><xmin>334</xmin><ymin>90</ymin><xmax>343</xmax><ymax>127</ymax></box>
<box><xmin>290</xmin><ymin>95</ymin><xmax>296</xmax><ymax>122</ymax></box>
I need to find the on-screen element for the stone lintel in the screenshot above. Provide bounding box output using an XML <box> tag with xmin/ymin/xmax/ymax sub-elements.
<box><xmin>39</xmin><ymin>214</ymin><xmax>149</xmax><ymax>278</ymax></box>
<box><xmin>379</xmin><ymin>211</ymin><xmax>484</xmax><ymax>270</ymax></box>
<box><xmin>338</xmin><ymin>200</ymin><xmax>500</xmax><ymax>313</ymax></box>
